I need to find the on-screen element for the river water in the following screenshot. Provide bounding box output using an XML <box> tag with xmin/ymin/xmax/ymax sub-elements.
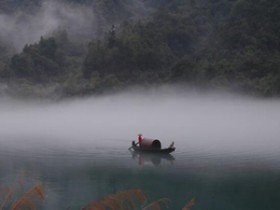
<box><xmin>0</xmin><ymin>89</ymin><xmax>280</xmax><ymax>210</ymax></box>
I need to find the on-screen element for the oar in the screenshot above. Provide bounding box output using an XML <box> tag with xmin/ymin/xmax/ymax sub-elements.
<box><xmin>128</xmin><ymin>141</ymin><xmax>138</xmax><ymax>150</ymax></box>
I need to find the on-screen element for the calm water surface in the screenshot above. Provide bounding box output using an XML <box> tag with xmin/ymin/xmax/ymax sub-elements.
<box><xmin>1</xmin><ymin>137</ymin><xmax>280</xmax><ymax>210</ymax></box>
<box><xmin>1</xmin><ymin>91</ymin><xmax>280</xmax><ymax>209</ymax></box>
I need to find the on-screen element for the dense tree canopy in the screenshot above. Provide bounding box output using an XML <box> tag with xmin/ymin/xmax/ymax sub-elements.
<box><xmin>10</xmin><ymin>37</ymin><xmax>61</xmax><ymax>81</ymax></box>
<box><xmin>1</xmin><ymin>0</ymin><xmax>280</xmax><ymax>97</ymax></box>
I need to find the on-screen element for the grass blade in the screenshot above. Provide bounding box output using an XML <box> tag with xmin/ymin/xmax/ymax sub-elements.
<box><xmin>9</xmin><ymin>184</ymin><xmax>44</xmax><ymax>210</ymax></box>
<box><xmin>82</xmin><ymin>188</ymin><xmax>147</xmax><ymax>210</ymax></box>
<box><xmin>142</xmin><ymin>198</ymin><xmax>171</xmax><ymax>210</ymax></box>
<box><xmin>181</xmin><ymin>197</ymin><xmax>195</xmax><ymax>210</ymax></box>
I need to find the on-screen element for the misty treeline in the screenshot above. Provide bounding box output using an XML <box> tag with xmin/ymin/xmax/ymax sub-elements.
<box><xmin>0</xmin><ymin>0</ymin><xmax>280</xmax><ymax>97</ymax></box>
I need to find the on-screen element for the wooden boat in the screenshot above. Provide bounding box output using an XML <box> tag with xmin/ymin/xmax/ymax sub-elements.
<box><xmin>130</xmin><ymin>140</ymin><xmax>175</xmax><ymax>154</ymax></box>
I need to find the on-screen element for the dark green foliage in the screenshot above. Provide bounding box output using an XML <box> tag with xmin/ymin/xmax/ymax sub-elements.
<box><xmin>1</xmin><ymin>0</ymin><xmax>280</xmax><ymax>96</ymax></box>
<box><xmin>0</xmin><ymin>42</ymin><xmax>13</xmax><ymax>78</ymax></box>
<box><xmin>38</xmin><ymin>37</ymin><xmax>57</xmax><ymax>61</ymax></box>
<box><xmin>10</xmin><ymin>37</ymin><xmax>62</xmax><ymax>82</ymax></box>
<box><xmin>222</xmin><ymin>0</ymin><xmax>280</xmax><ymax>51</ymax></box>
<box><xmin>83</xmin><ymin>9</ymin><xmax>200</xmax><ymax>84</ymax></box>
<box><xmin>169</xmin><ymin>0</ymin><xmax>280</xmax><ymax>96</ymax></box>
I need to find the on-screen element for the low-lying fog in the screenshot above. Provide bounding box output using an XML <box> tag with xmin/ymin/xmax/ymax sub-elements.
<box><xmin>0</xmin><ymin>86</ymin><xmax>280</xmax><ymax>155</ymax></box>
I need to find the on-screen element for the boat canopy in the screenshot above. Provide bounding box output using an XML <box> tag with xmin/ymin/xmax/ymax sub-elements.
<box><xmin>141</xmin><ymin>138</ymin><xmax>161</xmax><ymax>149</ymax></box>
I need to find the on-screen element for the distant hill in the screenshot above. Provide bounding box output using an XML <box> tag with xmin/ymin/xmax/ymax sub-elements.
<box><xmin>1</xmin><ymin>0</ymin><xmax>280</xmax><ymax>97</ymax></box>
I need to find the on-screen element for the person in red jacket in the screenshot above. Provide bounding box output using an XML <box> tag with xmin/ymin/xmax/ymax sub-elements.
<box><xmin>138</xmin><ymin>134</ymin><xmax>143</xmax><ymax>146</ymax></box>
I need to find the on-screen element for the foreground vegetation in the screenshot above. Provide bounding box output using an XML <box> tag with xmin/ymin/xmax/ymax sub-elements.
<box><xmin>0</xmin><ymin>184</ymin><xmax>194</xmax><ymax>210</ymax></box>
<box><xmin>81</xmin><ymin>188</ymin><xmax>195</xmax><ymax>210</ymax></box>
<box><xmin>1</xmin><ymin>173</ymin><xmax>194</xmax><ymax>209</ymax></box>
<box><xmin>0</xmin><ymin>184</ymin><xmax>44</xmax><ymax>210</ymax></box>
<box><xmin>1</xmin><ymin>0</ymin><xmax>280</xmax><ymax>97</ymax></box>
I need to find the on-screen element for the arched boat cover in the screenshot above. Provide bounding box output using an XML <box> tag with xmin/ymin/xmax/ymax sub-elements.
<box><xmin>141</xmin><ymin>138</ymin><xmax>161</xmax><ymax>149</ymax></box>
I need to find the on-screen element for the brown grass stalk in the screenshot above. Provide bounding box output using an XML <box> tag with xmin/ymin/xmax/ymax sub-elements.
<box><xmin>81</xmin><ymin>188</ymin><xmax>147</xmax><ymax>210</ymax></box>
<box><xmin>0</xmin><ymin>171</ymin><xmax>30</xmax><ymax>210</ymax></box>
<box><xmin>181</xmin><ymin>197</ymin><xmax>195</xmax><ymax>210</ymax></box>
<box><xmin>0</xmin><ymin>187</ymin><xmax>13</xmax><ymax>210</ymax></box>
<box><xmin>9</xmin><ymin>184</ymin><xmax>44</xmax><ymax>210</ymax></box>
<box><xmin>141</xmin><ymin>198</ymin><xmax>171</xmax><ymax>210</ymax></box>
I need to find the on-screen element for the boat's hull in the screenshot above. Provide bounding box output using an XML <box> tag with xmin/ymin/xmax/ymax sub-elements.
<box><xmin>131</xmin><ymin>141</ymin><xmax>175</xmax><ymax>154</ymax></box>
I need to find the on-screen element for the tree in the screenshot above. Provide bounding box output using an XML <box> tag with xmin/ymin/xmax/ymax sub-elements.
<box><xmin>10</xmin><ymin>37</ymin><xmax>62</xmax><ymax>82</ymax></box>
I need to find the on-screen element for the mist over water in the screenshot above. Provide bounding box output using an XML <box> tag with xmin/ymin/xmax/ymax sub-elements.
<box><xmin>1</xmin><ymin>87</ymin><xmax>280</xmax><ymax>210</ymax></box>
<box><xmin>1</xmin><ymin>86</ymin><xmax>280</xmax><ymax>156</ymax></box>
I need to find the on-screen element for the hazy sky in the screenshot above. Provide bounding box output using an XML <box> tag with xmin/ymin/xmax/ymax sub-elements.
<box><xmin>0</xmin><ymin>87</ymin><xmax>280</xmax><ymax>155</ymax></box>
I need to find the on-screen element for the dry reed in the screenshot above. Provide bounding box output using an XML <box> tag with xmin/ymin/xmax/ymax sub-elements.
<box><xmin>0</xmin><ymin>186</ymin><xmax>13</xmax><ymax>210</ymax></box>
<box><xmin>81</xmin><ymin>188</ymin><xmax>147</xmax><ymax>210</ymax></box>
<box><xmin>142</xmin><ymin>198</ymin><xmax>171</xmax><ymax>210</ymax></box>
<box><xmin>181</xmin><ymin>197</ymin><xmax>195</xmax><ymax>210</ymax></box>
<box><xmin>0</xmin><ymin>171</ymin><xmax>30</xmax><ymax>210</ymax></box>
<box><xmin>9</xmin><ymin>184</ymin><xmax>44</xmax><ymax>210</ymax></box>
<box><xmin>82</xmin><ymin>189</ymin><xmax>195</xmax><ymax>210</ymax></box>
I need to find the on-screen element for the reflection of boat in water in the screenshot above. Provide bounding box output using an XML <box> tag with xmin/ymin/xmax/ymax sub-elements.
<box><xmin>131</xmin><ymin>150</ymin><xmax>175</xmax><ymax>166</ymax></box>
<box><xmin>130</xmin><ymin>138</ymin><xmax>175</xmax><ymax>154</ymax></box>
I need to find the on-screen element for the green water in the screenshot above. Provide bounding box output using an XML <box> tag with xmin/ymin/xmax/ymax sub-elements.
<box><xmin>1</xmin><ymin>141</ymin><xmax>280</xmax><ymax>210</ymax></box>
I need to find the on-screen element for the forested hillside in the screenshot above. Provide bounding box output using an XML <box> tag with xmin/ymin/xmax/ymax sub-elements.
<box><xmin>0</xmin><ymin>0</ymin><xmax>280</xmax><ymax>97</ymax></box>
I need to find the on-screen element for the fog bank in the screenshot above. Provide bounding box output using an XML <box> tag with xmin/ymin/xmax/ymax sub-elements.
<box><xmin>0</xmin><ymin>0</ymin><xmax>149</xmax><ymax>52</ymax></box>
<box><xmin>0</xmin><ymin>0</ymin><xmax>96</xmax><ymax>51</ymax></box>
<box><xmin>0</xmin><ymin>87</ymin><xmax>279</xmax><ymax>155</ymax></box>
